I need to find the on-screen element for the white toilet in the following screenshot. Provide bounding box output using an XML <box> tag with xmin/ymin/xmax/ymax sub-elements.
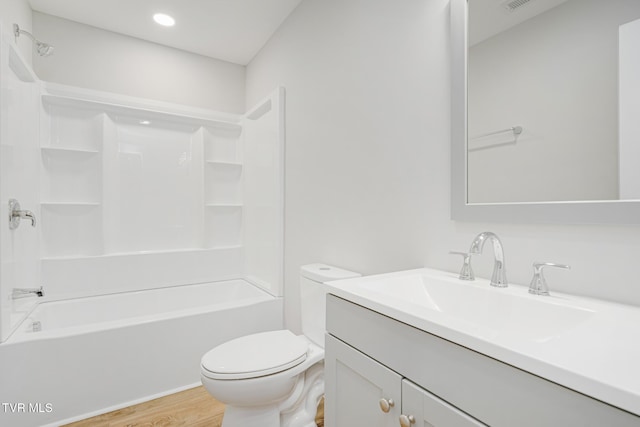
<box><xmin>200</xmin><ymin>263</ymin><xmax>360</xmax><ymax>427</ymax></box>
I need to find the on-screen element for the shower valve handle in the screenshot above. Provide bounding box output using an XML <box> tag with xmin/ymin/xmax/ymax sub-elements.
<box><xmin>9</xmin><ymin>199</ymin><xmax>36</xmax><ymax>229</ymax></box>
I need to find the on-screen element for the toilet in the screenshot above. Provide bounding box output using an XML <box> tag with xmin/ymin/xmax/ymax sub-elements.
<box><xmin>200</xmin><ymin>263</ymin><xmax>360</xmax><ymax>427</ymax></box>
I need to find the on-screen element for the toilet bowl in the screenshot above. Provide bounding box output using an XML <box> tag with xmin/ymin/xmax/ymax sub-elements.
<box><xmin>200</xmin><ymin>263</ymin><xmax>360</xmax><ymax>427</ymax></box>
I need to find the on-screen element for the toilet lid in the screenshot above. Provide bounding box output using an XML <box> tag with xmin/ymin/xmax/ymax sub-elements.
<box><xmin>201</xmin><ymin>330</ymin><xmax>309</xmax><ymax>380</ymax></box>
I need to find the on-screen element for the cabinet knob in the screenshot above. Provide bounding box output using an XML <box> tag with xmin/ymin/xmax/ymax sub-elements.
<box><xmin>399</xmin><ymin>414</ymin><xmax>416</xmax><ymax>427</ymax></box>
<box><xmin>379</xmin><ymin>398</ymin><xmax>395</xmax><ymax>413</ymax></box>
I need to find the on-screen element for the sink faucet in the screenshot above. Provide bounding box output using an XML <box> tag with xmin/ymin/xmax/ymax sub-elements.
<box><xmin>12</xmin><ymin>286</ymin><xmax>45</xmax><ymax>299</ymax></box>
<box><xmin>468</xmin><ymin>232</ymin><xmax>508</xmax><ymax>287</ymax></box>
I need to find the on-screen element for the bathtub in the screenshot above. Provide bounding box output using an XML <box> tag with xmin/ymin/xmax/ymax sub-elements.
<box><xmin>0</xmin><ymin>279</ymin><xmax>283</xmax><ymax>427</ymax></box>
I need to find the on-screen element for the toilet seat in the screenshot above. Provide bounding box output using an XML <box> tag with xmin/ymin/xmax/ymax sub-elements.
<box><xmin>201</xmin><ymin>330</ymin><xmax>309</xmax><ymax>380</ymax></box>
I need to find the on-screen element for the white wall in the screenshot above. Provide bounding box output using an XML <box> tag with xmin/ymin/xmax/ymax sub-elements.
<box><xmin>246</xmin><ymin>0</ymin><xmax>439</xmax><ymax>330</ymax></box>
<box><xmin>246</xmin><ymin>0</ymin><xmax>640</xmax><ymax>332</ymax></box>
<box><xmin>0</xmin><ymin>0</ymin><xmax>32</xmax><ymax>62</ymax></box>
<box><xmin>32</xmin><ymin>12</ymin><xmax>246</xmax><ymax>113</ymax></box>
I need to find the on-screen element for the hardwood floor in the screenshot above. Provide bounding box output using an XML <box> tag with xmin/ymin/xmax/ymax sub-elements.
<box><xmin>63</xmin><ymin>386</ymin><xmax>325</xmax><ymax>427</ymax></box>
<box><xmin>63</xmin><ymin>386</ymin><xmax>224</xmax><ymax>427</ymax></box>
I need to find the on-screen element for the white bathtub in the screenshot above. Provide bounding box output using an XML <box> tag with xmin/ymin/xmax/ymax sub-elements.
<box><xmin>0</xmin><ymin>279</ymin><xmax>283</xmax><ymax>427</ymax></box>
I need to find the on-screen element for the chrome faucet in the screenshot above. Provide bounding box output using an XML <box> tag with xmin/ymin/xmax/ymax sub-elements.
<box><xmin>468</xmin><ymin>232</ymin><xmax>508</xmax><ymax>287</ymax></box>
<box><xmin>12</xmin><ymin>286</ymin><xmax>45</xmax><ymax>299</ymax></box>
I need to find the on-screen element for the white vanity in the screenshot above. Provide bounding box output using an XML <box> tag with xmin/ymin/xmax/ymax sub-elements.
<box><xmin>324</xmin><ymin>269</ymin><xmax>640</xmax><ymax>426</ymax></box>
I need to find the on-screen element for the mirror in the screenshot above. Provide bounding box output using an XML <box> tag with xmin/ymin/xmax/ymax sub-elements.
<box><xmin>451</xmin><ymin>0</ymin><xmax>640</xmax><ymax>223</ymax></box>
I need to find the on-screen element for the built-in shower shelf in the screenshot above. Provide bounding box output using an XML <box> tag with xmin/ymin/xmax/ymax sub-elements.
<box><xmin>34</xmin><ymin>84</ymin><xmax>289</xmax><ymax>288</ymax></box>
<box><xmin>205</xmin><ymin>161</ymin><xmax>243</xmax><ymax>167</ymax></box>
<box><xmin>42</xmin><ymin>94</ymin><xmax>243</xmax><ymax>131</ymax></box>
<box><xmin>41</xmin><ymin>147</ymin><xmax>100</xmax><ymax>155</ymax></box>
<box><xmin>40</xmin><ymin>246</ymin><xmax>243</xmax><ymax>261</ymax></box>
<box><xmin>41</xmin><ymin>202</ymin><xmax>101</xmax><ymax>207</ymax></box>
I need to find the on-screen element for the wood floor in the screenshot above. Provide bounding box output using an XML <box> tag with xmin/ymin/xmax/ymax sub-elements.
<box><xmin>63</xmin><ymin>386</ymin><xmax>224</xmax><ymax>427</ymax></box>
<box><xmin>63</xmin><ymin>386</ymin><xmax>325</xmax><ymax>427</ymax></box>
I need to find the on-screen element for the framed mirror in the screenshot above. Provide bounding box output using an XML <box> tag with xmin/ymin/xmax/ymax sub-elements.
<box><xmin>451</xmin><ymin>0</ymin><xmax>640</xmax><ymax>223</ymax></box>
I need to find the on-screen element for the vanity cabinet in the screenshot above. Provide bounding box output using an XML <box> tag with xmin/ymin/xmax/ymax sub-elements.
<box><xmin>324</xmin><ymin>333</ymin><xmax>401</xmax><ymax>426</ymax></box>
<box><xmin>325</xmin><ymin>295</ymin><xmax>640</xmax><ymax>427</ymax></box>
<box><xmin>325</xmin><ymin>333</ymin><xmax>485</xmax><ymax>427</ymax></box>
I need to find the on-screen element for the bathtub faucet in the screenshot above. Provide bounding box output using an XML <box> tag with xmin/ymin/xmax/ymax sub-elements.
<box><xmin>12</xmin><ymin>286</ymin><xmax>45</xmax><ymax>299</ymax></box>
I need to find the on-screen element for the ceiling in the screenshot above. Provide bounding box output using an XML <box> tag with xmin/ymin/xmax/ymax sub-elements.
<box><xmin>28</xmin><ymin>0</ymin><xmax>303</xmax><ymax>65</ymax></box>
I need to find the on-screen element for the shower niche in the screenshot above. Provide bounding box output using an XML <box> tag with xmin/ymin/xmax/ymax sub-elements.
<box><xmin>40</xmin><ymin>100</ymin><xmax>103</xmax><ymax>257</ymax></box>
<box><xmin>204</xmin><ymin>127</ymin><xmax>244</xmax><ymax>248</ymax></box>
<box><xmin>37</xmin><ymin>84</ymin><xmax>284</xmax><ymax>299</ymax></box>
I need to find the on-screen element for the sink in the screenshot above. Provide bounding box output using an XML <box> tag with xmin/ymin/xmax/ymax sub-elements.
<box><xmin>357</xmin><ymin>271</ymin><xmax>595</xmax><ymax>342</ymax></box>
<box><xmin>325</xmin><ymin>267</ymin><xmax>640</xmax><ymax>417</ymax></box>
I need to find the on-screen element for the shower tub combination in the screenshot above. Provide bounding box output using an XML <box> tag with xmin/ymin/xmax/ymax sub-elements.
<box><xmin>0</xmin><ymin>42</ymin><xmax>286</xmax><ymax>427</ymax></box>
<box><xmin>0</xmin><ymin>279</ymin><xmax>282</xmax><ymax>427</ymax></box>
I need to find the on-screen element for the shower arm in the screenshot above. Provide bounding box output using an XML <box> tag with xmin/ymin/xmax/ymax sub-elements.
<box><xmin>12</xmin><ymin>23</ymin><xmax>54</xmax><ymax>56</ymax></box>
<box><xmin>13</xmin><ymin>24</ymin><xmax>36</xmax><ymax>43</ymax></box>
<box><xmin>13</xmin><ymin>24</ymin><xmax>31</xmax><ymax>43</ymax></box>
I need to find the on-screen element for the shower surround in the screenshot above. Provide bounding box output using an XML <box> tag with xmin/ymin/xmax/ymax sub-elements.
<box><xmin>0</xmin><ymin>35</ymin><xmax>285</xmax><ymax>427</ymax></box>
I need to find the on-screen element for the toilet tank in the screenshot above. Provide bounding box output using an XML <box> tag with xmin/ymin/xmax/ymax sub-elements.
<box><xmin>300</xmin><ymin>263</ymin><xmax>360</xmax><ymax>347</ymax></box>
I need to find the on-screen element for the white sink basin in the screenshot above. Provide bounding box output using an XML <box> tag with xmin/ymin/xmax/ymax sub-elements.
<box><xmin>326</xmin><ymin>267</ymin><xmax>640</xmax><ymax>417</ymax></box>
<box><xmin>354</xmin><ymin>271</ymin><xmax>595</xmax><ymax>342</ymax></box>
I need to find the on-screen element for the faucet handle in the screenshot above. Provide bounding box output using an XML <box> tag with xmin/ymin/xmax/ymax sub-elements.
<box><xmin>529</xmin><ymin>262</ymin><xmax>570</xmax><ymax>296</ymax></box>
<box><xmin>9</xmin><ymin>199</ymin><xmax>36</xmax><ymax>229</ymax></box>
<box><xmin>450</xmin><ymin>251</ymin><xmax>475</xmax><ymax>281</ymax></box>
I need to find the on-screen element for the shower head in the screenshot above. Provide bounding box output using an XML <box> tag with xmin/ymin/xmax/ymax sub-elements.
<box><xmin>35</xmin><ymin>41</ymin><xmax>54</xmax><ymax>57</ymax></box>
<box><xmin>13</xmin><ymin>24</ymin><xmax>54</xmax><ymax>57</ymax></box>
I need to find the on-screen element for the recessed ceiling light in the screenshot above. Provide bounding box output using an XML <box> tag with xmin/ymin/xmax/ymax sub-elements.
<box><xmin>153</xmin><ymin>13</ymin><xmax>175</xmax><ymax>27</ymax></box>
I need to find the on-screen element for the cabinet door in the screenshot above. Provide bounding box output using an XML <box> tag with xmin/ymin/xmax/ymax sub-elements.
<box><xmin>325</xmin><ymin>334</ymin><xmax>401</xmax><ymax>427</ymax></box>
<box><xmin>401</xmin><ymin>379</ymin><xmax>486</xmax><ymax>427</ymax></box>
